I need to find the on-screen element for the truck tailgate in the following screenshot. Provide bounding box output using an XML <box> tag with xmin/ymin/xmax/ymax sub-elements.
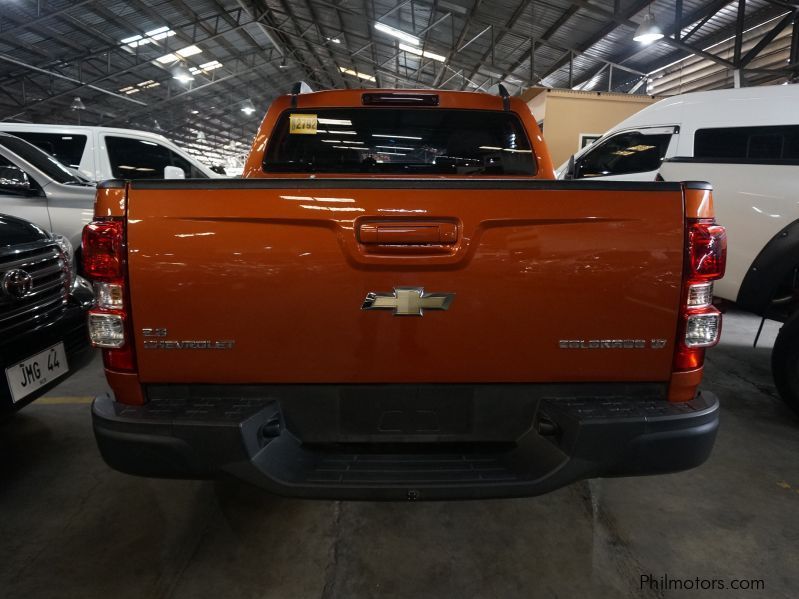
<box><xmin>125</xmin><ymin>180</ymin><xmax>684</xmax><ymax>384</ymax></box>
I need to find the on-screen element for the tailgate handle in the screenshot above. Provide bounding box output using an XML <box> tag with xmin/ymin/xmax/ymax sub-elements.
<box><xmin>358</xmin><ymin>222</ymin><xmax>457</xmax><ymax>245</ymax></box>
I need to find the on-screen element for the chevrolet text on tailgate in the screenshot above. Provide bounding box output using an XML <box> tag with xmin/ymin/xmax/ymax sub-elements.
<box><xmin>83</xmin><ymin>87</ymin><xmax>726</xmax><ymax>500</ymax></box>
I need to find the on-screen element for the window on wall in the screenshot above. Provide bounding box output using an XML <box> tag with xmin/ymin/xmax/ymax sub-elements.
<box><xmin>576</xmin><ymin>131</ymin><xmax>672</xmax><ymax>178</ymax></box>
<box><xmin>105</xmin><ymin>137</ymin><xmax>208</xmax><ymax>179</ymax></box>
<box><xmin>694</xmin><ymin>125</ymin><xmax>799</xmax><ymax>163</ymax></box>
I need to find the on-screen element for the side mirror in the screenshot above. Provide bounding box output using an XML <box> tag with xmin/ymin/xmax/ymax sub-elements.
<box><xmin>0</xmin><ymin>165</ymin><xmax>33</xmax><ymax>195</ymax></box>
<box><xmin>563</xmin><ymin>155</ymin><xmax>576</xmax><ymax>180</ymax></box>
<box><xmin>164</xmin><ymin>165</ymin><xmax>186</xmax><ymax>179</ymax></box>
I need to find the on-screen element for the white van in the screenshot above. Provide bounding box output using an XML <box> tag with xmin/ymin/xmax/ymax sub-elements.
<box><xmin>557</xmin><ymin>84</ymin><xmax>799</xmax><ymax>414</ymax></box>
<box><xmin>0</xmin><ymin>124</ymin><xmax>219</xmax><ymax>182</ymax></box>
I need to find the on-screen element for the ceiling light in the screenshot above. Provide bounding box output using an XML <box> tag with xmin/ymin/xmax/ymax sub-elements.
<box><xmin>121</xmin><ymin>34</ymin><xmax>143</xmax><ymax>46</ymax></box>
<box><xmin>398</xmin><ymin>43</ymin><xmax>446</xmax><ymax>63</ymax></box>
<box><xmin>146</xmin><ymin>27</ymin><xmax>173</xmax><ymax>41</ymax></box>
<box><xmin>157</xmin><ymin>45</ymin><xmax>202</xmax><ymax>64</ymax></box>
<box><xmin>376</xmin><ymin>145</ymin><xmax>414</xmax><ymax>150</ymax></box>
<box><xmin>633</xmin><ymin>12</ymin><xmax>664</xmax><ymax>44</ymax></box>
<box><xmin>374</xmin><ymin>22</ymin><xmax>419</xmax><ymax>45</ymax></box>
<box><xmin>241</xmin><ymin>99</ymin><xmax>256</xmax><ymax>115</ymax></box>
<box><xmin>172</xmin><ymin>64</ymin><xmax>194</xmax><ymax>83</ymax></box>
<box><xmin>121</xmin><ymin>27</ymin><xmax>175</xmax><ymax>48</ymax></box>
<box><xmin>190</xmin><ymin>61</ymin><xmax>223</xmax><ymax>75</ymax></box>
<box><xmin>70</xmin><ymin>97</ymin><xmax>86</xmax><ymax>111</ymax></box>
<box><xmin>339</xmin><ymin>66</ymin><xmax>376</xmax><ymax>82</ymax></box>
<box><xmin>176</xmin><ymin>45</ymin><xmax>201</xmax><ymax>58</ymax></box>
<box><xmin>326</xmin><ymin>37</ymin><xmax>341</xmax><ymax>44</ymax></box>
<box><xmin>199</xmin><ymin>60</ymin><xmax>222</xmax><ymax>71</ymax></box>
<box><xmin>196</xmin><ymin>131</ymin><xmax>206</xmax><ymax>141</ymax></box>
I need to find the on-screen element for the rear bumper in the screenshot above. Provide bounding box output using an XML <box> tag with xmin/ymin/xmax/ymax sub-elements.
<box><xmin>92</xmin><ymin>386</ymin><xmax>719</xmax><ymax>500</ymax></box>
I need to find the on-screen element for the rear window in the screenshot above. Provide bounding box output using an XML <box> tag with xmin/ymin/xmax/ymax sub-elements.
<box><xmin>8</xmin><ymin>132</ymin><xmax>87</xmax><ymax>169</ymax></box>
<box><xmin>263</xmin><ymin>108</ymin><xmax>537</xmax><ymax>176</ymax></box>
<box><xmin>105</xmin><ymin>136</ymin><xmax>208</xmax><ymax>179</ymax></box>
<box><xmin>694</xmin><ymin>125</ymin><xmax>799</xmax><ymax>163</ymax></box>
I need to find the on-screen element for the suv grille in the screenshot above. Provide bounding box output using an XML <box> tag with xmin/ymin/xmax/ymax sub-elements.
<box><xmin>0</xmin><ymin>243</ymin><xmax>69</xmax><ymax>338</ymax></box>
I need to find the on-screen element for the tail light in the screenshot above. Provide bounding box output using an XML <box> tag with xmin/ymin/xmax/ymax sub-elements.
<box><xmin>687</xmin><ymin>222</ymin><xmax>726</xmax><ymax>279</ymax></box>
<box><xmin>82</xmin><ymin>218</ymin><xmax>136</xmax><ymax>372</ymax></box>
<box><xmin>362</xmin><ymin>92</ymin><xmax>439</xmax><ymax>106</ymax></box>
<box><xmin>674</xmin><ymin>219</ymin><xmax>727</xmax><ymax>372</ymax></box>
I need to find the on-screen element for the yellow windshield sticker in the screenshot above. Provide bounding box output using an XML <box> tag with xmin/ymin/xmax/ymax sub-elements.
<box><xmin>290</xmin><ymin>113</ymin><xmax>318</xmax><ymax>134</ymax></box>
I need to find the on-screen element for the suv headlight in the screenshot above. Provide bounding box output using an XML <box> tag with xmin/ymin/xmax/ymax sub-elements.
<box><xmin>52</xmin><ymin>234</ymin><xmax>75</xmax><ymax>276</ymax></box>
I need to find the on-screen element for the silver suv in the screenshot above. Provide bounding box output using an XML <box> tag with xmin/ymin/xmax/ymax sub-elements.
<box><xmin>0</xmin><ymin>132</ymin><xmax>95</xmax><ymax>253</ymax></box>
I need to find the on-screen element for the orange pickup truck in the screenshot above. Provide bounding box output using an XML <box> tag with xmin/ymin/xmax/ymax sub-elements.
<box><xmin>83</xmin><ymin>87</ymin><xmax>726</xmax><ymax>500</ymax></box>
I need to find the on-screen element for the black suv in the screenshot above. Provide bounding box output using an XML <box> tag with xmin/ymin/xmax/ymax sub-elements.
<box><xmin>1</xmin><ymin>213</ymin><xmax>93</xmax><ymax>415</ymax></box>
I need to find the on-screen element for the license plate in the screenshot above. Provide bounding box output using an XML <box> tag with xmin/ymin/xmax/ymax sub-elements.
<box><xmin>5</xmin><ymin>342</ymin><xmax>69</xmax><ymax>403</ymax></box>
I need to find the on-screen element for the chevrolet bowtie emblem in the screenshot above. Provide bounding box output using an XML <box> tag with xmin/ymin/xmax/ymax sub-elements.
<box><xmin>362</xmin><ymin>287</ymin><xmax>455</xmax><ymax>316</ymax></box>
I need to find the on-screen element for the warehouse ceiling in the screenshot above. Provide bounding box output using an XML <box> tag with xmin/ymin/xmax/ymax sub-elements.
<box><xmin>0</xmin><ymin>0</ymin><xmax>797</xmax><ymax>167</ymax></box>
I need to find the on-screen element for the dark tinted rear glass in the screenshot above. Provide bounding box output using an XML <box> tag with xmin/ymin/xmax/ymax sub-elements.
<box><xmin>263</xmin><ymin>108</ymin><xmax>537</xmax><ymax>176</ymax></box>
<box><xmin>7</xmin><ymin>132</ymin><xmax>87</xmax><ymax>169</ymax></box>
<box><xmin>0</xmin><ymin>135</ymin><xmax>85</xmax><ymax>184</ymax></box>
<box><xmin>577</xmin><ymin>131</ymin><xmax>671</xmax><ymax>178</ymax></box>
<box><xmin>694</xmin><ymin>125</ymin><xmax>799</xmax><ymax>163</ymax></box>
<box><xmin>106</xmin><ymin>136</ymin><xmax>208</xmax><ymax>179</ymax></box>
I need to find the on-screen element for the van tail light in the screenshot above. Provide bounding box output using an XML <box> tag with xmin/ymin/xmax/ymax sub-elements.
<box><xmin>673</xmin><ymin>218</ymin><xmax>727</xmax><ymax>375</ymax></box>
<box><xmin>82</xmin><ymin>218</ymin><xmax>137</xmax><ymax>373</ymax></box>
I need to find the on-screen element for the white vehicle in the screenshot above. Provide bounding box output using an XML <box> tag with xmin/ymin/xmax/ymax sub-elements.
<box><xmin>558</xmin><ymin>84</ymin><xmax>799</xmax><ymax>414</ymax></box>
<box><xmin>0</xmin><ymin>132</ymin><xmax>94</xmax><ymax>252</ymax></box>
<box><xmin>0</xmin><ymin>123</ymin><xmax>219</xmax><ymax>182</ymax></box>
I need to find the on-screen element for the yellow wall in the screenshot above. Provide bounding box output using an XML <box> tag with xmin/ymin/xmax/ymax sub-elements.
<box><xmin>522</xmin><ymin>88</ymin><xmax>658</xmax><ymax>167</ymax></box>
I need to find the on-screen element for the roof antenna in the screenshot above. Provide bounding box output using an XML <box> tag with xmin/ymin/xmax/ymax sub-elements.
<box><xmin>497</xmin><ymin>83</ymin><xmax>510</xmax><ymax>111</ymax></box>
<box><xmin>291</xmin><ymin>81</ymin><xmax>314</xmax><ymax>107</ymax></box>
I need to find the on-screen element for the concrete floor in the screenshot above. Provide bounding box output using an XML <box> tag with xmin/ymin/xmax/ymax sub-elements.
<box><xmin>1</xmin><ymin>308</ymin><xmax>797</xmax><ymax>599</ymax></box>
